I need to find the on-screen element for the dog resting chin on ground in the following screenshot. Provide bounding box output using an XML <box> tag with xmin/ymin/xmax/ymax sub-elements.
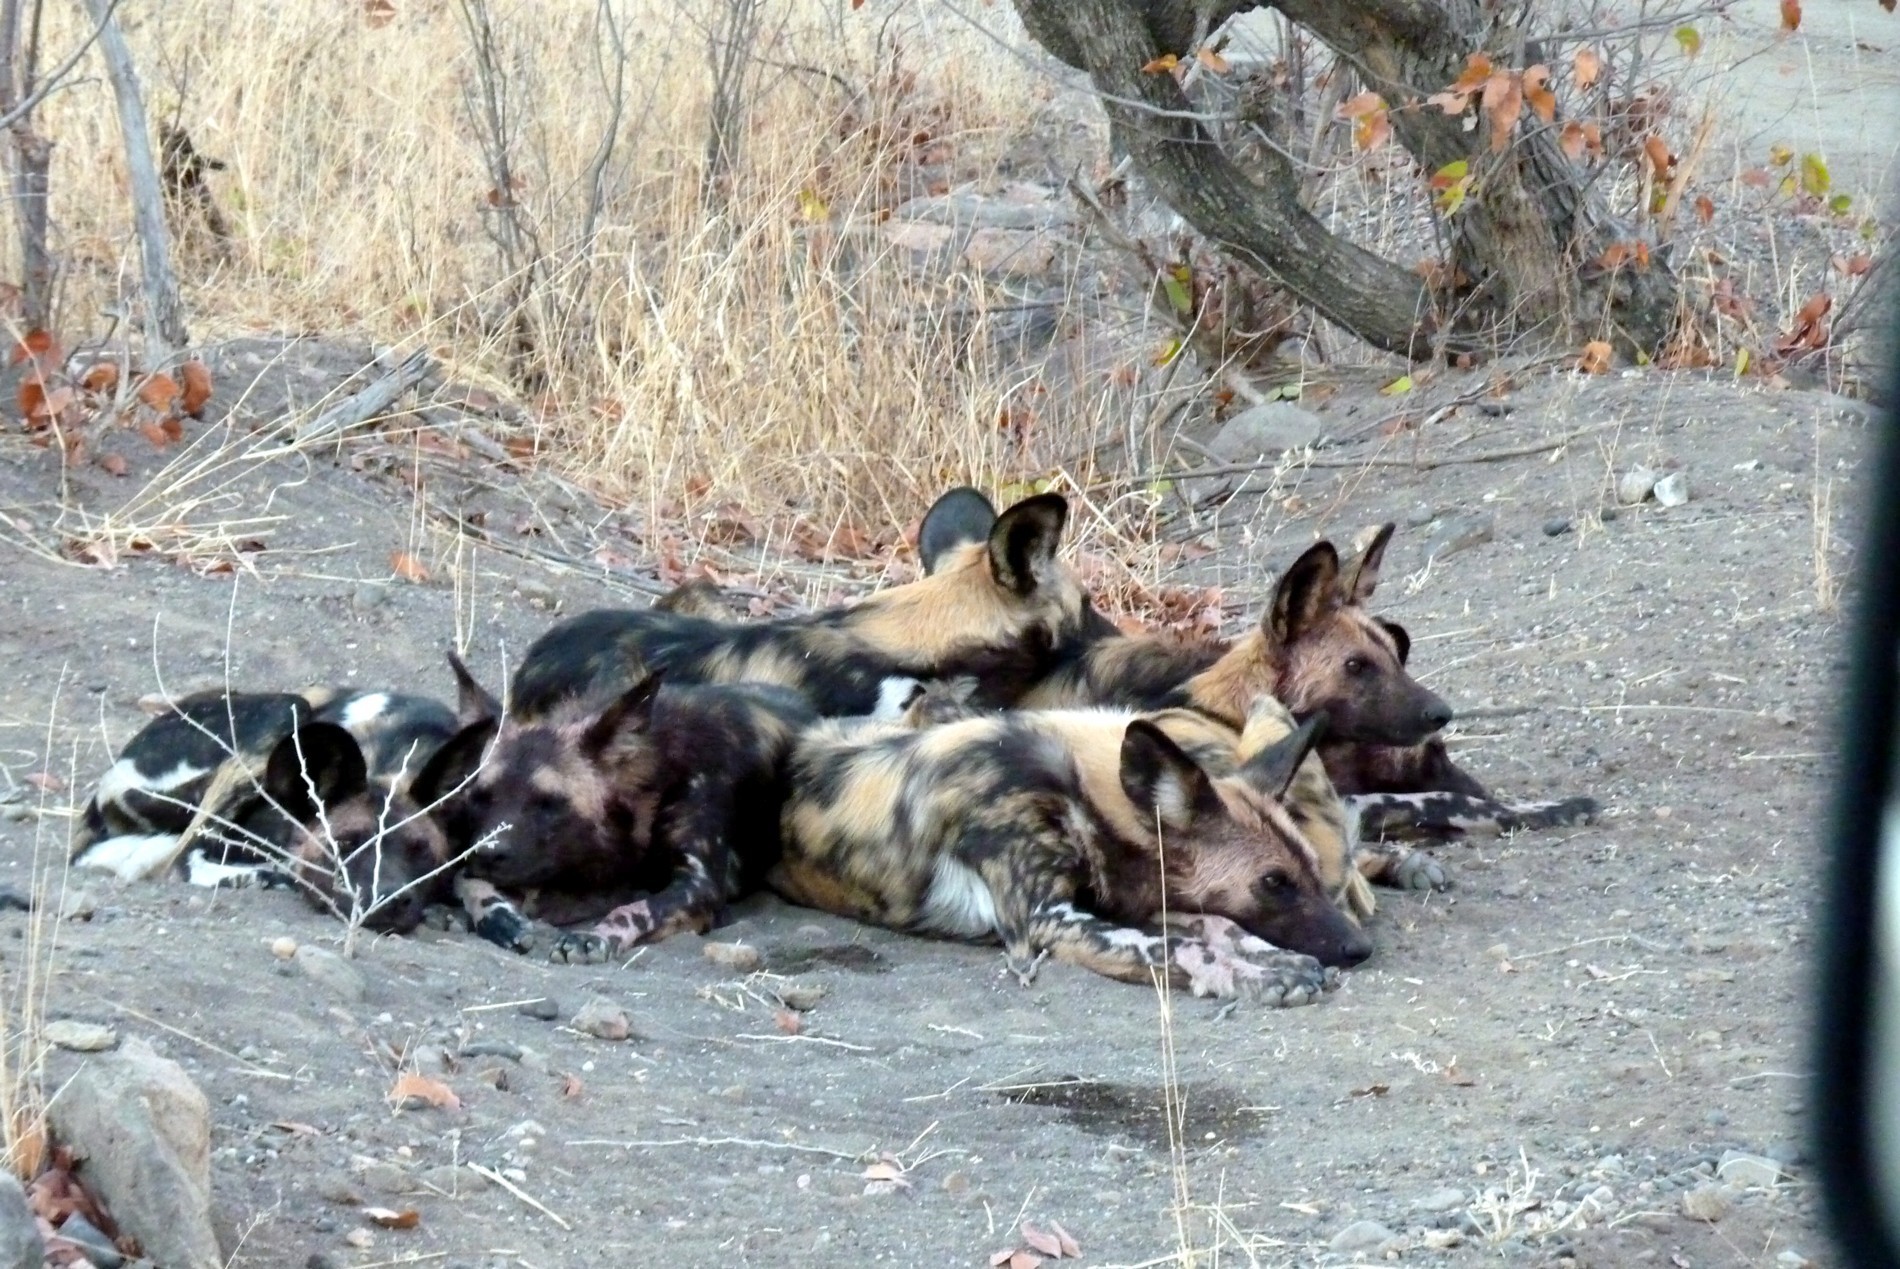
<box><xmin>411</xmin><ymin>654</ymin><xmax>814</xmax><ymax>963</ymax></box>
<box><xmin>772</xmin><ymin>698</ymin><xmax>1371</xmax><ymax>1006</ymax></box>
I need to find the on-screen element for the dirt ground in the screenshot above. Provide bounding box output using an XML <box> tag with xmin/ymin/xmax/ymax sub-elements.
<box><xmin>0</xmin><ymin>342</ymin><xmax>1867</xmax><ymax>1268</ymax></box>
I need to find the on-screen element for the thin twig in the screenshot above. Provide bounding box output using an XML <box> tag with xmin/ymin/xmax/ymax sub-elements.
<box><xmin>1165</xmin><ymin>420</ymin><xmax>1621</xmax><ymax>483</ymax></box>
<box><xmin>466</xmin><ymin>1162</ymin><xmax>572</xmax><ymax>1230</ymax></box>
<box><xmin>567</xmin><ymin>1134</ymin><xmax>874</xmax><ymax>1161</ymax></box>
<box><xmin>293</xmin><ymin>350</ymin><xmax>433</xmax><ymax>444</ymax></box>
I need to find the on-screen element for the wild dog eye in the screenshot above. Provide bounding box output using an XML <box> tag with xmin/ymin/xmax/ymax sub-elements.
<box><xmin>1344</xmin><ymin>655</ymin><xmax>1371</xmax><ymax>676</ymax></box>
<box><xmin>1258</xmin><ymin>871</ymin><xmax>1291</xmax><ymax>892</ymax></box>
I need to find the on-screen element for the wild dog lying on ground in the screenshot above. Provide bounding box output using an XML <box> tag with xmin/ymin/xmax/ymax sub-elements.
<box><xmin>70</xmin><ymin>688</ymin><xmax>495</xmax><ymax>939</ymax></box>
<box><xmin>508</xmin><ymin>488</ymin><xmax>1092</xmax><ymax>719</ymax></box>
<box><xmin>773</xmin><ymin>698</ymin><xmax>1372</xmax><ymax>1003</ymax></box>
<box><xmin>412</xmin><ymin>654</ymin><xmax>813</xmax><ymax>962</ymax></box>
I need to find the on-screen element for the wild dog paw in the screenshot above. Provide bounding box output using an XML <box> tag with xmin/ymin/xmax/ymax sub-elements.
<box><xmin>420</xmin><ymin>901</ymin><xmax>467</xmax><ymax>933</ymax></box>
<box><xmin>550</xmin><ymin>932</ymin><xmax>613</xmax><ymax>965</ymax></box>
<box><xmin>1393</xmin><ymin>850</ymin><xmax>1449</xmax><ymax>891</ymax></box>
<box><xmin>473</xmin><ymin>904</ymin><xmax>534</xmax><ymax>954</ymax></box>
<box><xmin>1172</xmin><ymin>939</ymin><xmax>1325</xmax><ymax>1006</ymax></box>
<box><xmin>591</xmin><ymin>900</ymin><xmax>657</xmax><ymax>951</ymax></box>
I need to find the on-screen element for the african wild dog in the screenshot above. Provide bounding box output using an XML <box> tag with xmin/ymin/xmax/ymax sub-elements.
<box><xmin>71</xmin><ymin>689</ymin><xmax>474</xmax><ymax>937</ymax></box>
<box><xmin>773</xmin><ymin>699</ymin><xmax>1372</xmax><ymax>1003</ymax></box>
<box><xmin>411</xmin><ymin>654</ymin><xmax>814</xmax><ymax>962</ymax></box>
<box><xmin>507</xmin><ymin>488</ymin><xmax>1091</xmax><ymax>720</ymax></box>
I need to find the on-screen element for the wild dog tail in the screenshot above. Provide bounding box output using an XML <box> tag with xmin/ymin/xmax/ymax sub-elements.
<box><xmin>1348</xmin><ymin>791</ymin><xmax>1600</xmax><ymax>841</ymax></box>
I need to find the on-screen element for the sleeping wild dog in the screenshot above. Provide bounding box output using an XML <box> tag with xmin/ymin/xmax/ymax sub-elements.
<box><xmin>774</xmin><ymin>697</ymin><xmax>1371</xmax><ymax>1004</ymax></box>
<box><xmin>412</xmin><ymin>654</ymin><xmax>813</xmax><ymax>962</ymax></box>
<box><xmin>70</xmin><ymin>688</ymin><xmax>501</xmax><ymax>939</ymax></box>
<box><xmin>508</xmin><ymin>488</ymin><xmax>1092</xmax><ymax>719</ymax></box>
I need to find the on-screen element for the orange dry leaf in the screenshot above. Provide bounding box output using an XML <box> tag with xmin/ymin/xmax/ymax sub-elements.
<box><xmin>1694</xmin><ymin>194</ymin><xmax>1715</xmax><ymax>224</ymax></box>
<box><xmin>364</xmin><ymin>0</ymin><xmax>397</xmax><ymax>25</ymax></box>
<box><xmin>390</xmin><ymin>551</ymin><xmax>431</xmax><ymax>583</ymax></box>
<box><xmin>1450</xmin><ymin>53</ymin><xmax>1494</xmax><ymax>93</ymax></box>
<box><xmin>80</xmin><ymin>363</ymin><xmax>120</xmax><ymax>393</ymax></box>
<box><xmin>1578</xmin><ymin>340</ymin><xmax>1613</xmax><ymax>374</ymax></box>
<box><xmin>98</xmin><ymin>452</ymin><xmax>129</xmax><ymax>477</ymax></box>
<box><xmin>560</xmin><ymin>1074</ymin><xmax>584</xmax><ymax>1099</ymax></box>
<box><xmin>1480</xmin><ymin>72</ymin><xmax>1523</xmax><ymax>152</ymax></box>
<box><xmin>138</xmin><ymin>422</ymin><xmax>171</xmax><ymax>447</ymax></box>
<box><xmin>1022</xmin><ymin>1221</ymin><xmax>1083</xmax><ymax>1258</ymax></box>
<box><xmin>1194</xmin><ymin>46</ymin><xmax>1229</xmax><ymax>74</ymax></box>
<box><xmin>17</xmin><ymin>375</ymin><xmax>46</xmax><ymax>424</ymax></box>
<box><xmin>774</xmin><ymin>1008</ymin><xmax>804</xmax><ymax>1036</ymax></box>
<box><xmin>1780</xmin><ymin>0</ymin><xmax>1801</xmax><ymax>30</ymax></box>
<box><xmin>180</xmin><ymin>360</ymin><xmax>213</xmax><ymax>416</ymax></box>
<box><xmin>137</xmin><ymin>372</ymin><xmax>180</xmax><ymax>412</ymax></box>
<box><xmin>1140</xmin><ymin>53</ymin><xmax>1180</xmax><ymax>75</ymax></box>
<box><xmin>1573</xmin><ymin>47</ymin><xmax>1602</xmax><ymax>88</ymax></box>
<box><xmin>1642</xmin><ymin>135</ymin><xmax>1673</xmax><ymax>178</ymax></box>
<box><xmin>9</xmin><ymin>328</ymin><xmax>60</xmax><ymax>367</ymax></box>
<box><xmin>388</xmin><ymin>1073</ymin><xmax>459</xmax><ymax>1110</ymax></box>
<box><xmin>363</xmin><ymin>1206</ymin><xmax>420</xmax><ymax>1229</ymax></box>
<box><xmin>1522</xmin><ymin>64</ymin><xmax>1556</xmax><ymax>122</ymax></box>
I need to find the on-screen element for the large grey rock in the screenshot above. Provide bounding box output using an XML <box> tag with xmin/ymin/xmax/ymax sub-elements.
<box><xmin>1717</xmin><ymin>1149</ymin><xmax>1785</xmax><ymax>1188</ymax></box>
<box><xmin>1207</xmin><ymin>402</ymin><xmax>1327</xmax><ymax>461</ymax></box>
<box><xmin>48</xmin><ymin>1037</ymin><xmax>222</xmax><ymax>1269</ymax></box>
<box><xmin>0</xmin><ymin>1174</ymin><xmax>43</xmax><ymax>1269</ymax></box>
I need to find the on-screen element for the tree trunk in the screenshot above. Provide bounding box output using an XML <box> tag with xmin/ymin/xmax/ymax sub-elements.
<box><xmin>78</xmin><ymin>0</ymin><xmax>186</xmax><ymax>359</ymax></box>
<box><xmin>0</xmin><ymin>0</ymin><xmax>55</xmax><ymax>332</ymax></box>
<box><xmin>1018</xmin><ymin>0</ymin><xmax>1453</xmax><ymax>358</ymax></box>
<box><xmin>1013</xmin><ymin>0</ymin><xmax>1680</xmax><ymax>358</ymax></box>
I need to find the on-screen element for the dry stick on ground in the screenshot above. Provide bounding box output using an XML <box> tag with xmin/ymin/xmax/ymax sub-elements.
<box><xmin>1164</xmin><ymin>419</ymin><xmax>1622</xmax><ymax>484</ymax></box>
<box><xmin>79</xmin><ymin>0</ymin><xmax>185</xmax><ymax>358</ymax></box>
<box><xmin>293</xmin><ymin>350</ymin><xmax>434</xmax><ymax>445</ymax></box>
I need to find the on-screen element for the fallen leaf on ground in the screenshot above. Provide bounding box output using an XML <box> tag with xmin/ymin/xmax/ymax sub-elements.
<box><xmin>362</xmin><ymin>1206</ymin><xmax>420</xmax><ymax>1229</ymax></box>
<box><xmin>388</xmin><ymin>1073</ymin><xmax>460</xmax><ymax>1111</ymax></box>
<box><xmin>390</xmin><ymin>551</ymin><xmax>430</xmax><ymax>583</ymax></box>
<box><xmin>1022</xmin><ymin>1220</ymin><xmax>1082</xmax><ymax>1257</ymax></box>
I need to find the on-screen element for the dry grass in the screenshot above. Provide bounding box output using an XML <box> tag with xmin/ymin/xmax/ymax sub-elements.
<box><xmin>11</xmin><ymin>0</ymin><xmax>1122</xmax><ymax>531</ymax></box>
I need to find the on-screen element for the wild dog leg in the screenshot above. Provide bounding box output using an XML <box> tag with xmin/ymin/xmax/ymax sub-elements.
<box><xmin>1352</xmin><ymin>840</ymin><xmax>1449</xmax><ymax>892</ymax></box>
<box><xmin>580</xmin><ymin>791</ymin><xmax>735</xmax><ymax>955</ymax></box>
<box><xmin>455</xmin><ymin>876</ymin><xmax>533</xmax><ymax>952</ymax></box>
<box><xmin>1349</xmin><ymin>791</ymin><xmax>1600</xmax><ymax>841</ymax></box>
<box><xmin>1016</xmin><ymin>901</ymin><xmax>1328</xmax><ymax>1006</ymax></box>
<box><xmin>1162</xmin><ymin>913</ymin><xmax>1342</xmax><ymax>998</ymax></box>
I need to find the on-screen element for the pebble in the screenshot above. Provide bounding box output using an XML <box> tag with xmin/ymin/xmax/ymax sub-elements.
<box><xmin>270</xmin><ymin>937</ymin><xmax>298</xmax><ymax>959</ymax></box>
<box><xmin>1425</xmin><ymin>511</ymin><xmax>1495</xmax><ymax>562</ymax></box>
<box><xmin>356</xmin><ymin>1162</ymin><xmax>409</xmax><ymax>1195</ymax></box>
<box><xmin>1777</xmin><ymin>1250</ymin><xmax>1814</xmax><ymax>1268</ymax></box>
<box><xmin>702</xmin><ymin>942</ymin><xmax>764</xmax><ymax>972</ymax></box>
<box><xmin>1412</xmin><ymin>1186</ymin><xmax>1466</xmax><ymax>1214</ymax></box>
<box><xmin>1617</xmin><ymin>466</ymin><xmax>1657</xmax><ymax>505</ymax></box>
<box><xmin>315</xmin><ymin>1175</ymin><xmax>362</xmax><ymax>1206</ymax></box>
<box><xmin>1542</xmin><ymin>517</ymin><xmax>1571</xmax><ymax>537</ymax></box>
<box><xmin>296</xmin><ymin>946</ymin><xmax>367</xmax><ymax>1003</ymax></box>
<box><xmin>1681</xmin><ymin>1182</ymin><xmax>1730</xmax><ymax>1222</ymax></box>
<box><xmin>461</xmin><ymin>1039</ymin><xmax>523</xmax><ymax>1061</ymax></box>
<box><xmin>1705</xmin><ymin>1109</ymin><xmax>1730</xmax><ymax>1126</ymax></box>
<box><xmin>517</xmin><ymin>997</ymin><xmax>561</xmax><ymax>1022</ymax></box>
<box><xmin>572</xmin><ymin>998</ymin><xmax>632</xmax><ymax>1041</ymax></box>
<box><xmin>59</xmin><ymin>890</ymin><xmax>96</xmax><ymax>922</ymax></box>
<box><xmin>776</xmin><ymin>983</ymin><xmax>828</xmax><ymax>1012</ymax></box>
<box><xmin>306</xmin><ymin>1254</ymin><xmax>347</xmax><ymax>1269</ymax></box>
<box><xmin>1328</xmin><ymin>1220</ymin><xmax>1396</xmax><ymax>1253</ymax></box>
<box><xmin>350</xmin><ymin>584</ymin><xmax>390</xmax><ymax>614</ymax></box>
<box><xmin>422</xmin><ymin>1164</ymin><xmax>485</xmax><ymax>1194</ymax></box>
<box><xmin>1405</xmin><ymin>504</ymin><xmax>1437</xmax><ymax>528</ymax></box>
<box><xmin>517</xmin><ymin>580</ymin><xmax>562</xmax><ymax>611</ymax></box>
<box><xmin>518</xmin><ymin>1046</ymin><xmax>550</xmax><ymax>1073</ymax></box>
<box><xmin>1598</xmin><ymin>505</ymin><xmax>1618</xmax><ymax>522</ymax></box>
<box><xmin>1653</xmin><ymin>471</ymin><xmax>1690</xmax><ymax>507</ymax></box>
<box><xmin>411</xmin><ymin>1044</ymin><xmax>451</xmax><ymax>1074</ymax></box>
<box><xmin>1717</xmin><ymin>1150</ymin><xmax>1784</xmax><ymax>1188</ymax></box>
<box><xmin>45</xmin><ymin>1020</ymin><xmax>119</xmax><ymax>1053</ymax></box>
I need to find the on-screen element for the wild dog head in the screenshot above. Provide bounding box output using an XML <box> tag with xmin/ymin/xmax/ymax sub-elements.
<box><xmin>1190</xmin><ymin>524</ymin><xmax>1452</xmax><ymax>745</ymax></box>
<box><xmin>255</xmin><ymin>722</ymin><xmax>450</xmax><ymax>934</ymax></box>
<box><xmin>1120</xmin><ymin>711</ymin><xmax>1372</xmax><ymax>967</ymax></box>
<box><xmin>412</xmin><ymin>656</ymin><xmax>667</xmax><ymax>894</ymax></box>
<box><xmin>846</xmin><ymin>487</ymin><xmax>1093</xmax><ymax>705</ymax></box>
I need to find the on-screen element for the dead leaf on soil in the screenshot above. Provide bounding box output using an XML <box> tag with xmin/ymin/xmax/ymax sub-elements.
<box><xmin>390</xmin><ymin>551</ymin><xmax>431</xmax><ymax>583</ymax></box>
<box><xmin>180</xmin><ymin>360</ymin><xmax>213</xmax><ymax>417</ymax></box>
<box><xmin>774</xmin><ymin>1008</ymin><xmax>804</xmax><ymax>1036</ymax></box>
<box><xmin>98</xmin><ymin>452</ymin><xmax>129</xmax><ymax>478</ymax></box>
<box><xmin>363</xmin><ymin>1206</ymin><xmax>420</xmax><ymax>1229</ymax></box>
<box><xmin>24</xmin><ymin>771</ymin><xmax>65</xmax><ymax>793</ymax></box>
<box><xmin>1021</xmin><ymin>1220</ymin><xmax>1082</xmax><ymax>1258</ymax></box>
<box><xmin>136</xmin><ymin>372</ymin><xmax>180</xmax><ymax>413</ymax></box>
<box><xmin>1577</xmin><ymin>340</ymin><xmax>1613</xmax><ymax>374</ymax></box>
<box><xmin>388</xmin><ymin>1073</ymin><xmax>460</xmax><ymax>1111</ymax></box>
<box><xmin>560</xmin><ymin>1073</ymin><xmax>584</xmax><ymax>1100</ymax></box>
<box><xmin>1350</xmin><ymin>1083</ymin><xmax>1391</xmax><ymax>1099</ymax></box>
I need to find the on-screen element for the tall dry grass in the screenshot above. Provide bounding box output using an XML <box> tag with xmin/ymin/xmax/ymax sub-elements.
<box><xmin>10</xmin><ymin>0</ymin><xmax>1122</xmax><ymax>530</ymax></box>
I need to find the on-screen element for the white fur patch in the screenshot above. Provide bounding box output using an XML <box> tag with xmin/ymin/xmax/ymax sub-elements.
<box><xmin>336</xmin><ymin>692</ymin><xmax>392</xmax><ymax>730</ymax></box>
<box><xmin>918</xmin><ymin>857</ymin><xmax>999</xmax><ymax>938</ymax></box>
<box><xmin>871</xmin><ymin>678</ymin><xmax>925</xmax><ymax>722</ymax></box>
<box><xmin>93</xmin><ymin>756</ymin><xmax>208</xmax><ymax>807</ymax></box>
<box><xmin>184</xmin><ymin>850</ymin><xmax>267</xmax><ymax>889</ymax></box>
<box><xmin>76</xmin><ymin>833</ymin><xmax>181</xmax><ymax>881</ymax></box>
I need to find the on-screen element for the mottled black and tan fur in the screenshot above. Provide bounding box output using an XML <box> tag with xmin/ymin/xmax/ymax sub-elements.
<box><xmin>508</xmin><ymin>489</ymin><xmax>1091</xmax><ymax>720</ymax></box>
<box><xmin>773</xmin><ymin>700</ymin><xmax>1371</xmax><ymax>1003</ymax></box>
<box><xmin>413</xmin><ymin>655</ymin><xmax>814</xmax><ymax>961</ymax></box>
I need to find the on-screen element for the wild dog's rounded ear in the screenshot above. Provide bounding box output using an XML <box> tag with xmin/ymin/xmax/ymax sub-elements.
<box><xmin>987</xmin><ymin>493</ymin><xmax>1068</xmax><ymax>596</ymax></box>
<box><xmin>446</xmin><ymin>652</ymin><xmax>504</xmax><ymax>724</ymax></box>
<box><xmin>1378</xmin><ymin>619</ymin><xmax>1412</xmax><ymax>665</ymax></box>
<box><xmin>1342</xmin><ymin>523</ymin><xmax>1396</xmax><ymax>604</ymax></box>
<box><xmin>652</xmin><ymin>576</ymin><xmax>729</xmax><ymax>619</ymax></box>
<box><xmin>1241</xmin><ymin>713</ymin><xmax>1327</xmax><ymax>799</ymax></box>
<box><xmin>918</xmin><ymin>487</ymin><xmax>999</xmax><ymax>575</ymax></box>
<box><xmin>263</xmin><ymin>722</ymin><xmax>369</xmax><ymax>821</ymax></box>
<box><xmin>410</xmin><ymin>719</ymin><xmax>499</xmax><ymax>812</ymax></box>
<box><xmin>1119</xmin><ymin>719</ymin><xmax>1216</xmax><ymax>831</ymax></box>
<box><xmin>1266</xmin><ymin>541</ymin><xmax>1340</xmax><ymax>646</ymax></box>
<box><xmin>584</xmin><ymin>671</ymin><xmax>663</xmax><ymax>756</ymax></box>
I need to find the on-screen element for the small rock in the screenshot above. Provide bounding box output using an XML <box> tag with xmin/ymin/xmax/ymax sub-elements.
<box><xmin>315</xmin><ymin>1175</ymin><xmax>361</xmax><ymax>1206</ymax></box>
<box><xmin>1653</xmin><ymin>471</ymin><xmax>1690</xmax><ymax>507</ymax></box>
<box><xmin>940</xmin><ymin>1171</ymin><xmax>971</xmax><ymax>1198</ymax></box>
<box><xmin>296</xmin><ymin>946</ymin><xmax>367</xmax><ymax>1003</ymax></box>
<box><xmin>460</xmin><ymin>1039</ymin><xmax>523</xmax><ymax>1061</ymax></box>
<box><xmin>1483</xmin><ymin>943</ymin><xmax>1510</xmax><ymax>961</ymax></box>
<box><xmin>1425</xmin><ymin>511</ymin><xmax>1495</xmax><ymax>562</ymax></box>
<box><xmin>1733</xmin><ymin>458</ymin><xmax>1764</xmax><ymax>472</ymax></box>
<box><xmin>410</xmin><ymin>1044</ymin><xmax>451</xmax><ymax>1074</ymax></box>
<box><xmin>1777</xmin><ymin>1250</ymin><xmax>1814</xmax><ymax>1268</ymax></box>
<box><xmin>518</xmin><ymin>997</ymin><xmax>561</xmax><ymax>1022</ymax></box>
<box><xmin>349</xmin><ymin>584</ymin><xmax>390</xmax><ymax>615</ymax></box>
<box><xmin>59</xmin><ymin>890</ymin><xmax>96</xmax><ymax>922</ymax></box>
<box><xmin>1681</xmin><ymin>1182</ymin><xmax>1730</xmax><ymax>1222</ymax></box>
<box><xmin>517</xmin><ymin>579</ymin><xmax>561</xmax><ymax>611</ymax></box>
<box><xmin>702</xmin><ymin>942</ymin><xmax>764</xmax><ymax>973</ymax></box>
<box><xmin>306</xmin><ymin>1254</ymin><xmax>347</xmax><ymax>1269</ymax></box>
<box><xmin>1328</xmin><ymin>1220</ymin><xmax>1396</xmax><ymax>1253</ymax></box>
<box><xmin>45</xmin><ymin>1020</ymin><xmax>119</xmax><ymax>1053</ymax></box>
<box><xmin>0</xmin><ymin>1173</ymin><xmax>43</xmax><ymax>1269</ymax></box>
<box><xmin>1542</xmin><ymin>517</ymin><xmax>1572</xmax><ymax>537</ymax></box>
<box><xmin>1717</xmin><ymin>1150</ymin><xmax>1784</xmax><ymax>1188</ymax></box>
<box><xmin>421</xmin><ymin>1164</ymin><xmax>485</xmax><ymax>1195</ymax></box>
<box><xmin>572</xmin><ymin>998</ymin><xmax>631</xmax><ymax>1042</ymax></box>
<box><xmin>47</xmin><ymin>1037</ymin><xmax>221</xmax><ymax>1269</ymax></box>
<box><xmin>1705</xmin><ymin>1109</ymin><xmax>1730</xmax><ymax>1126</ymax></box>
<box><xmin>776</xmin><ymin>983</ymin><xmax>828</xmax><ymax>1012</ymax></box>
<box><xmin>270</xmin><ymin>937</ymin><xmax>298</xmax><ymax>959</ymax></box>
<box><xmin>517</xmin><ymin>1046</ymin><xmax>550</xmax><ymax>1073</ymax></box>
<box><xmin>1598</xmin><ymin>505</ymin><xmax>1619</xmax><ymax>522</ymax></box>
<box><xmin>1206</xmin><ymin>402</ymin><xmax>1327</xmax><ymax>460</ymax></box>
<box><xmin>1412</xmin><ymin>1186</ymin><xmax>1466</xmax><ymax>1214</ymax></box>
<box><xmin>1404</xmin><ymin>504</ymin><xmax>1437</xmax><ymax>528</ymax></box>
<box><xmin>55</xmin><ymin>1215</ymin><xmax>123</xmax><ymax>1268</ymax></box>
<box><xmin>356</xmin><ymin>1161</ymin><xmax>410</xmax><ymax>1195</ymax></box>
<box><xmin>1617</xmin><ymin>466</ymin><xmax>1657</xmax><ymax>505</ymax></box>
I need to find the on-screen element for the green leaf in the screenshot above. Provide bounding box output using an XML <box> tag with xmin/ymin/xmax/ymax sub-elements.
<box><xmin>1430</xmin><ymin>159</ymin><xmax>1469</xmax><ymax>187</ymax></box>
<box><xmin>1155</xmin><ymin>337</ymin><xmax>1184</xmax><ymax>366</ymax></box>
<box><xmin>1161</xmin><ymin>270</ymin><xmax>1193</xmax><ymax>316</ymax></box>
<box><xmin>796</xmin><ymin>188</ymin><xmax>829</xmax><ymax>222</ymax></box>
<box><xmin>1863</xmin><ymin>217</ymin><xmax>1881</xmax><ymax>241</ymax></box>
<box><xmin>1768</xmin><ymin>143</ymin><xmax>1794</xmax><ymax>167</ymax></box>
<box><xmin>1734</xmin><ymin>347</ymin><xmax>1750</xmax><ymax>377</ymax></box>
<box><xmin>1267</xmin><ymin>382</ymin><xmax>1302</xmax><ymax>401</ymax></box>
<box><xmin>1799</xmin><ymin>152</ymin><xmax>1830</xmax><ymax>195</ymax></box>
<box><xmin>1146</xmin><ymin>479</ymin><xmax>1175</xmax><ymax>498</ymax></box>
<box><xmin>1674</xmin><ymin>25</ymin><xmax>1702</xmax><ymax>56</ymax></box>
<box><xmin>1634</xmin><ymin>348</ymin><xmax>1651</xmax><ymax>366</ymax></box>
<box><xmin>1829</xmin><ymin>193</ymin><xmax>1853</xmax><ymax>215</ymax></box>
<box><xmin>1380</xmin><ymin>374</ymin><xmax>1414</xmax><ymax>396</ymax></box>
